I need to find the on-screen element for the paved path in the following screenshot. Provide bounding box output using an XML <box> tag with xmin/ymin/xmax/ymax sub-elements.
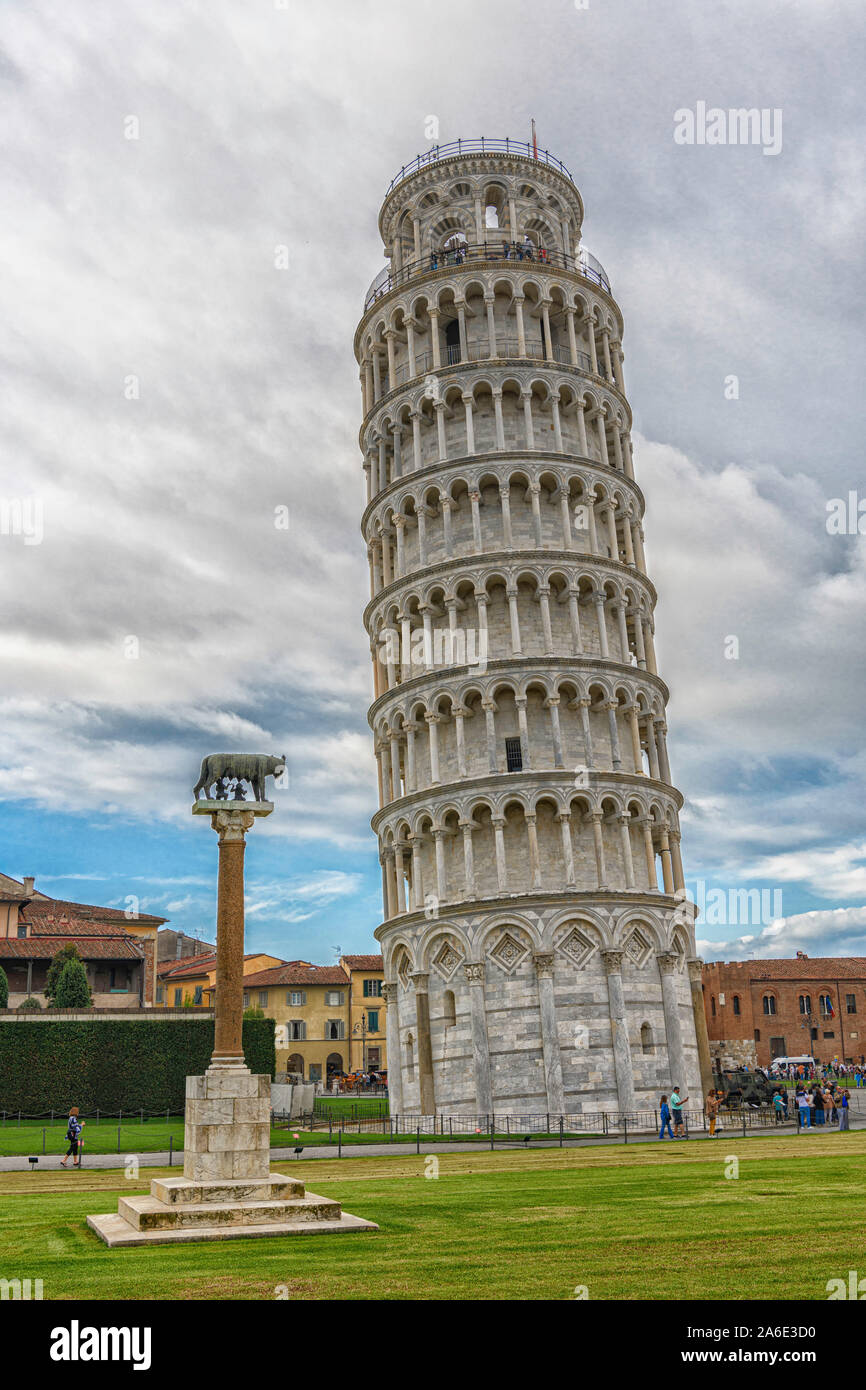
<box><xmin>2</xmin><ymin>1115</ymin><xmax>863</xmax><ymax>1172</ymax></box>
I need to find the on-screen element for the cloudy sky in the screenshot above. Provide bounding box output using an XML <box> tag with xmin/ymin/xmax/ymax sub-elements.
<box><xmin>1</xmin><ymin>0</ymin><xmax>864</xmax><ymax>963</ymax></box>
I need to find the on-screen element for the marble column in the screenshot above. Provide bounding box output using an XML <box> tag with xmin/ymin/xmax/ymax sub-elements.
<box><xmin>464</xmin><ymin>962</ymin><xmax>493</xmax><ymax>1115</ymax></box>
<box><xmin>657</xmin><ymin>952</ymin><xmax>687</xmax><ymax>1090</ymax></box>
<box><xmin>601</xmin><ymin>949</ymin><xmax>636</xmax><ymax>1114</ymax></box>
<box><xmin>687</xmin><ymin>957</ymin><xmax>713</xmax><ymax>1103</ymax></box>
<box><xmin>412</xmin><ymin>971</ymin><xmax>436</xmax><ymax>1114</ymax></box>
<box><xmin>534</xmin><ymin>953</ymin><xmax>565</xmax><ymax>1115</ymax></box>
<box><xmin>382</xmin><ymin>981</ymin><xmax>404</xmax><ymax>1116</ymax></box>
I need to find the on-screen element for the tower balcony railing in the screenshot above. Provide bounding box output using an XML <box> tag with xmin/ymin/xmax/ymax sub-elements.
<box><xmin>384</xmin><ymin>139</ymin><xmax>575</xmax><ymax>195</ymax></box>
<box><xmin>364</xmin><ymin>240</ymin><xmax>611</xmax><ymax>311</ymax></box>
<box><xmin>386</xmin><ymin>340</ymin><xmax>602</xmax><ymax>389</ymax></box>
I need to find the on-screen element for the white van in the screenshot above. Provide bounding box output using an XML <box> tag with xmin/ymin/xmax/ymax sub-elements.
<box><xmin>769</xmin><ymin>1055</ymin><xmax>816</xmax><ymax>1073</ymax></box>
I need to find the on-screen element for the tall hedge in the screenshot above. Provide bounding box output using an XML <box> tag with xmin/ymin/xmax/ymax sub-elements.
<box><xmin>0</xmin><ymin>1018</ymin><xmax>276</xmax><ymax>1112</ymax></box>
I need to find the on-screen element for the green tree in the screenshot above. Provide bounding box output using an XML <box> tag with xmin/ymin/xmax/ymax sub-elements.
<box><xmin>18</xmin><ymin>996</ymin><xmax>42</xmax><ymax>1011</ymax></box>
<box><xmin>45</xmin><ymin>945</ymin><xmax>82</xmax><ymax>1003</ymax></box>
<box><xmin>0</xmin><ymin>965</ymin><xmax>8</xmax><ymax>1008</ymax></box>
<box><xmin>54</xmin><ymin>958</ymin><xmax>92</xmax><ymax>1009</ymax></box>
<box><xmin>243</xmin><ymin>1006</ymin><xmax>265</xmax><ymax>1019</ymax></box>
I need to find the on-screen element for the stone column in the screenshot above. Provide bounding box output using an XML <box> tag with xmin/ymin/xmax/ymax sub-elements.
<box><xmin>687</xmin><ymin>957</ymin><xmax>713</xmax><ymax>1102</ymax></box>
<box><xmin>208</xmin><ymin>807</ymin><xmax>256</xmax><ymax>1068</ymax></box>
<box><xmin>382</xmin><ymin>981</ymin><xmax>404</xmax><ymax>1116</ymax></box>
<box><xmin>464</xmin><ymin>962</ymin><xmax>493</xmax><ymax>1115</ymax></box>
<box><xmin>601</xmin><ymin>949</ymin><xmax>636</xmax><ymax>1114</ymax></box>
<box><xmin>412</xmin><ymin>972</ymin><xmax>436</xmax><ymax>1114</ymax></box>
<box><xmin>657</xmin><ymin>953</ymin><xmax>687</xmax><ymax>1089</ymax></box>
<box><xmin>534</xmin><ymin>953</ymin><xmax>565</xmax><ymax>1115</ymax></box>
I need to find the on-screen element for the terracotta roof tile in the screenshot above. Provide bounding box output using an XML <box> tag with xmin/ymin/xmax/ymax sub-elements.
<box><xmin>341</xmin><ymin>954</ymin><xmax>383</xmax><ymax>970</ymax></box>
<box><xmin>705</xmin><ymin>957</ymin><xmax>866</xmax><ymax>980</ymax></box>
<box><xmin>241</xmin><ymin>964</ymin><xmax>350</xmax><ymax>989</ymax></box>
<box><xmin>0</xmin><ymin>937</ymin><xmax>144</xmax><ymax>961</ymax></box>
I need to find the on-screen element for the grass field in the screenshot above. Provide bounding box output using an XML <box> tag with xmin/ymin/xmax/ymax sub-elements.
<box><xmin>1</xmin><ymin>1131</ymin><xmax>864</xmax><ymax>1299</ymax></box>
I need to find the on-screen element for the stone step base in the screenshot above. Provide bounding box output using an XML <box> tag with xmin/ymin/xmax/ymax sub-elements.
<box><xmin>151</xmin><ymin>1176</ymin><xmax>304</xmax><ymax>1205</ymax></box>
<box><xmin>87</xmin><ymin>1204</ymin><xmax>378</xmax><ymax>1248</ymax></box>
<box><xmin>118</xmin><ymin>1191</ymin><xmax>341</xmax><ymax>1232</ymax></box>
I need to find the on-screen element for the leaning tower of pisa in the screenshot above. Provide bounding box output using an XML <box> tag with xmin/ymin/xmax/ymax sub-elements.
<box><xmin>356</xmin><ymin>138</ymin><xmax>712</xmax><ymax>1119</ymax></box>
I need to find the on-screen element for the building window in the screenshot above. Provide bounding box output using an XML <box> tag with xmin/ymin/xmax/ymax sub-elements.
<box><xmin>823</xmin><ymin>1031</ymin><xmax>835</xmax><ymax>1039</ymax></box>
<box><xmin>156</xmin><ymin>985</ymin><xmax>164</xmax><ymax>1004</ymax></box>
<box><xmin>325</xmin><ymin>991</ymin><xmax>345</xmax><ymax>1007</ymax></box>
<box><xmin>17</xmin><ymin>923</ymin><xmax>26</xmax><ymax>938</ymax></box>
<box><xmin>711</xmin><ymin>995</ymin><xmax>716</xmax><ymax>1017</ymax></box>
<box><xmin>640</xmin><ymin>1023</ymin><xmax>654</xmax><ymax>1054</ymax></box>
<box><xmin>367</xmin><ymin>1010</ymin><xmax>380</xmax><ymax>1033</ymax></box>
<box><xmin>258</xmin><ymin>991</ymin><xmax>268</xmax><ymax>1008</ymax></box>
<box><xmin>326</xmin><ymin>1019</ymin><xmax>345</xmax><ymax>1041</ymax></box>
<box><xmin>288</xmin><ymin>990</ymin><xmax>306</xmax><ymax>1006</ymax></box>
<box><xmin>763</xmin><ymin>995</ymin><xmax>776</xmax><ymax>1016</ymax></box>
<box><xmin>847</xmin><ymin>994</ymin><xmax>857</xmax><ymax>1014</ymax></box>
<box><xmin>243</xmin><ymin>992</ymin><xmax>249</xmax><ymax>1008</ymax></box>
<box><xmin>754</xmin><ymin>1029</ymin><xmax>761</xmax><ymax>1043</ymax></box>
<box><xmin>288</xmin><ymin>1020</ymin><xmax>306</xmax><ymax>1041</ymax></box>
<box><xmin>174</xmin><ymin>987</ymin><xmax>182</xmax><ymax>1006</ymax></box>
<box><xmin>733</xmin><ymin>995</ymin><xmax>741</xmax><ymax>1016</ymax></box>
<box><xmin>363</xmin><ymin>979</ymin><xmax>382</xmax><ymax>998</ymax></box>
<box><xmin>193</xmin><ymin>986</ymin><xmax>203</xmax><ymax>1006</ymax></box>
<box><xmin>819</xmin><ymin>994</ymin><xmax>833</xmax><ymax>1017</ymax></box>
<box><xmin>799</xmin><ymin>994</ymin><xmax>812</xmax><ymax>1015</ymax></box>
<box><xmin>770</xmin><ymin>1037</ymin><xmax>786</xmax><ymax>1059</ymax></box>
<box><xmin>368</xmin><ymin>1047</ymin><xmax>381</xmax><ymax>1068</ymax></box>
<box><xmin>505</xmin><ymin>737</ymin><xmax>523</xmax><ymax>772</ymax></box>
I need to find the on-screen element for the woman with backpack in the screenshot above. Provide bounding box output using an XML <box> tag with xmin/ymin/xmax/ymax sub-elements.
<box><xmin>60</xmin><ymin>1107</ymin><xmax>85</xmax><ymax>1167</ymax></box>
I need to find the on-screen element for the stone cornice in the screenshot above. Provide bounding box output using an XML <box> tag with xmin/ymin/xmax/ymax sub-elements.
<box><xmin>367</xmin><ymin>653</ymin><xmax>671</xmax><ymax>725</ymax></box>
<box><xmin>360</xmin><ymin>450</ymin><xmax>646</xmax><ymax>533</ymax></box>
<box><xmin>372</xmin><ymin>885</ymin><xmax>684</xmax><ymax>942</ymax></box>
<box><xmin>363</xmin><ymin>546</ymin><xmax>658</xmax><ymax>630</ymax></box>
<box><xmin>370</xmin><ymin>767</ymin><xmax>684</xmax><ymax>833</ymax></box>
<box><xmin>357</xmin><ymin>354</ymin><xmax>631</xmax><ymax>439</ymax></box>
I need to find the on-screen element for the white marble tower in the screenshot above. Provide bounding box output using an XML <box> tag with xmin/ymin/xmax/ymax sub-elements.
<box><xmin>356</xmin><ymin>139</ymin><xmax>712</xmax><ymax>1118</ymax></box>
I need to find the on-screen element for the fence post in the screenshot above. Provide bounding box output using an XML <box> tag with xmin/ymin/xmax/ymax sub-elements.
<box><xmin>624</xmin><ymin>1114</ymin><xmax>628</xmax><ymax>1145</ymax></box>
<box><xmin>559</xmin><ymin>1116</ymin><xmax>564</xmax><ymax>1148</ymax></box>
<box><xmin>742</xmin><ymin>1108</ymin><xmax>746</xmax><ymax>1140</ymax></box>
<box><xmin>117</xmin><ymin>1125</ymin><xmax>121</xmax><ymax>1153</ymax></box>
<box><xmin>169</xmin><ymin>1136</ymin><xmax>173</xmax><ymax>1167</ymax></box>
<box><xmin>416</xmin><ymin>1125</ymin><xmax>420</xmax><ymax>1155</ymax></box>
<box><xmin>602</xmin><ymin>1112</ymin><xmax>608</xmax><ymax>1137</ymax></box>
<box><xmin>42</xmin><ymin>1127</ymin><xmax>46</xmax><ymax>1155</ymax></box>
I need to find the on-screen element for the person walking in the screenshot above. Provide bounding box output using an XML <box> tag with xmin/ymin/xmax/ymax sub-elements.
<box><xmin>659</xmin><ymin>1094</ymin><xmax>674</xmax><ymax>1139</ymax></box>
<box><xmin>797</xmin><ymin>1088</ymin><xmax>811</xmax><ymax>1130</ymax></box>
<box><xmin>772</xmin><ymin>1090</ymin><xmax>786</xmax><ymax>1125</ymax></box>
<box><xmin>670</xmin><ymin>1085</ymin><xmax>689</xmax><ymax>1139</ymax></box>
<box><xmin>839</xmin><ymin>1090</ymin><xmax>850</xmax><ymax>1132</ymax></box>
<box><xmin>60</xmin><ymin>1107</ymin><xmax>85</xmax><ymax>1167</ymax></box>
<box><xmin>706</xmin><ymin>1088</ymin><xmax>720</xmax><ymax>1137</ymax></box>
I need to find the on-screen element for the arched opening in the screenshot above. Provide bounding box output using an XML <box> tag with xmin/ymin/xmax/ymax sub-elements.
<box><xmin>445</xmin><ymin>317</ymin><xmax>461</xmax><ymax>364</ymax></box>
<box><xmin>326</xmin><ymin>1052</ymin><xmax>343</xmax><ymax>1078</ymax></box>
<box><xmin>287</xmin><ymin>1053</ymin><xmax>305</xmax><ymax>1078</ymax></box>
<box><xmin>443</xmin><ymin>989</ymin><xmax>456</xmax><ymax>1027</ymax></box>
<box><xmin>640</xmin><ymin>1023</ymin><xmax>653</xmax><ymax>1055</ymax></box>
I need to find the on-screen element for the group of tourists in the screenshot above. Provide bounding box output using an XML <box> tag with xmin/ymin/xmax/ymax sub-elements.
<box><xmin>428</xmin><ymin>235</ymin><xmax>551</xmax><ymax>272</ymax></box>
<box><xmin>792</xmin><ymin>1083</ymin><xmax>851</xmax><ymax>1130</ymax></box>
<box><xmin>770</xmin><ymin>1061</ymin><xmax>864</xmax><ymax>1085</ymax></box>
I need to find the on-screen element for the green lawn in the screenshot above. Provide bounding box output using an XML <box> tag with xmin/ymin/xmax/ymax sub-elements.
<box><xmin>1</xmin><ymin>1131</ymin><xmax>864</xmax><ymax>1299</ymax></box>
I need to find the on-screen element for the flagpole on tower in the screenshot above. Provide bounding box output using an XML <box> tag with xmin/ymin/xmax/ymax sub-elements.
<box><xmin>531</xmin><ymin>117</ymin><xmax>538</xmax><ymax>159</ymax></box>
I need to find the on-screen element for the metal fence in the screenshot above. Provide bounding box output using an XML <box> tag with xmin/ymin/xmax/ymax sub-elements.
<box><xmin>384</xmin><ymin>139</ymin><xmax>575</xmax><ymax>196</ymax></box>
<box><xmin>365</xmin><ymin>238</ymin><xmax>611</xmax><ymax>310</ymax></box>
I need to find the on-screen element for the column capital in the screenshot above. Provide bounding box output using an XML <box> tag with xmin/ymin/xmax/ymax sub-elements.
<box><xmin>207</xmin><ymin>808</ymin><xmax>257</xmax><ymax>842</ymax></box>
<box><xmin>686</xmin><ymin>957</ymin><xmax>704</xmax><ymax>984</ymax></box>
<box><xmin>410</xmin><ymin>970</ymin><xmax>430</xmax><ymax>993</ymax></box>
<box><xmin>381</xmin><ymin>980</ymin><xmax>399</xmax><ymax>1004</ymax></box>
<box><xmin>600</xmin><ymin>948</ymin><xmax>625</xmax><ymax>976</ymax></box>
<box><xmin>656</xmin><ymin>951</ymin><xmax>679</xmax><ymax>976</ymax></box>
<box><xmin>533</xmin><ymin>951</ymin><xmax>556</xmax><ymax>978</ymax></box>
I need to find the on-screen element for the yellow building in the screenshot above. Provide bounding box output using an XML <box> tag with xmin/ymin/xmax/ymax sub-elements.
<box><xmin>157</xmin><ymin>951</ymin><xmax>284</xmax><ymax>1007</ymax></box>
<box><xmin>341</xmin><ymin>954</ymin><xmax>386</xmax><ymax>1074</ymax></box>
<box><xmin>239</xmin><ymin>962</ymin><xmax>358</xmax><ymax>1082</ymax></box>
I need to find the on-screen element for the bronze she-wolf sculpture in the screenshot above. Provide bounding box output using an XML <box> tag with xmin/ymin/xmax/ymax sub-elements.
<box><xmin>193</xmin><ymin>753</ymin><xmax>286</xmax><ymax>803</ymax></box>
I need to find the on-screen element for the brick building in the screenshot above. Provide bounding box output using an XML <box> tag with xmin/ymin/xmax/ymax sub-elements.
<box><xmin>702</xmin><ymin>954</ymin><xmax>866</xmax><ymax>1069</ymax></box>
